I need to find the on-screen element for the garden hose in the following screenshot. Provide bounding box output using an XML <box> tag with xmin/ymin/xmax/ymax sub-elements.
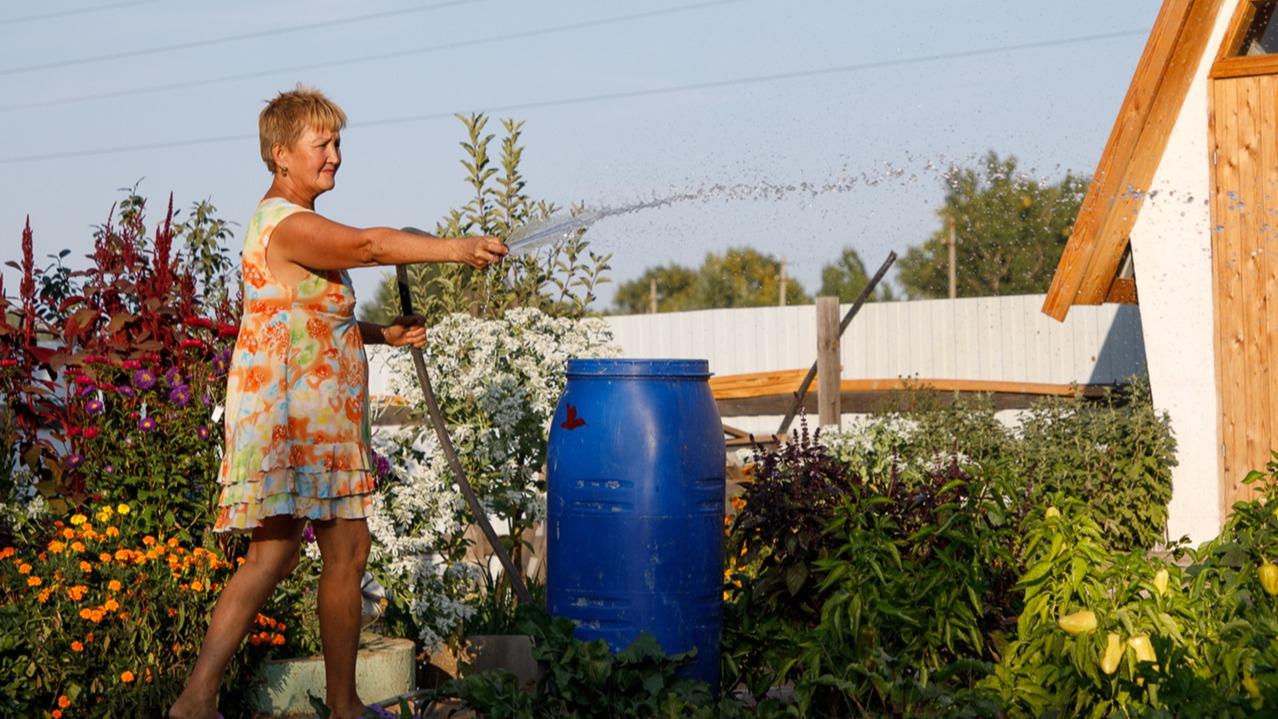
<box><xmin>394</xmin><ymin>261</ymin><xmax>533</xmax><ymax>606</ymax></box>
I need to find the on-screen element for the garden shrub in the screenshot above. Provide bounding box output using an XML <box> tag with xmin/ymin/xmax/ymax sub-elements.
<box><xmin>821</xmin><ymin>376</ymin><xmax>1176</xmax><ymax>551</ymax></box>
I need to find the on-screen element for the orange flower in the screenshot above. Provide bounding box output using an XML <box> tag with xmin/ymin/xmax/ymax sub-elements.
<box><xmin>17</xmin><ymin>563</ymin><xmax>30</xmax><ymax>575</ymax></box>
<box><xmin>103</xmin><ymin>598</ymin><xmax>120</xmax><ymax>612</ymax></box>
<box><xmin>71</xmin><ymin>641</ymin><xmax>84</xmax><ymax>653</ymax></box>
<box><xmin>52</xmin><ymin>710</ymin><xmax>62</xmax><ymax>719</ymax></box>
<box><xmin>70</xmin><ymin>541</ymin><xmax>85</xmax><ymax>553</ymax></box>
<box><xmin>85</xmin><ymin>632</ymin><xmax>94</xmax><ymax>643</ymax></box>
<box><xmin>61</xmin><ymin>528</ymin><xmax>75</xmax><ymax>540</ymax></box>
<box><xmin>107</xmin><ymin>579</ymin><xmax>122</xmax><ymax>592</ymax></box>
<box><xmin>105</xmin><ymin>527</ymin><xmax>120</xmax><ymax>538</ymax></box>
<box><xmin>189</xmin><ymin>580</ymin><xmax>204</xmax><ymax>592</ymax></box>
<box><xmin>26</xmin><ymin>576</ymin><xmax>41</xmax><ymax>587</ymax></box>
<box><xmin>37</xmin><ymin>588</ymin><xmax>51</xmax><ymax>603</ymax></box>
<box><xmin>120</xmin><ymin>670</ymin><xmax>134</xmax><ymax>683</ymax></box>
<box><xmin>167</xmin><ymin>538</ymin><xmax>179</xmax><ymax>549</ymax></box>
<box><xmin>58</xmin><ymin>694</ymin><xmax>71</xmax><ymax>708</ymax></box>
<box><xmin>0</xmin><ymin>547</ymin><xmax>13</xmax><ymax>560</ymax></box>
<box><xmin>79</xmin><ymin>608</ymin><xmax>93</xmax><ymax>620</ymax></box>
<box><xmin>79</xmin><ymin>561</ymin><xmax>92</xmax><ymax>573</ymax></box>
<box><xmin>271</xmin><ymin>634</ymin><xmax>285</xmax><ymax>646</ymax></box>
<box><xmin>99</xmin><ymin>552</ymin><xmax>112</xmax><ymax>563</ymax></box>
<box><xmin>143</xmin><ymin>535</ymin><xmax>156</xmax><ymax>546</ymax></box>
<box><xmin>113</xmin><ymin>549</ymin><xmax>129</xmax><ymax>561</ymax></box>
<box><xmin>47</xmin><ymin>540</ymin><xmax>65</xmax><ymax>554</ymax></box>
<box><xmin>67</xmin><ymin>585</ymin><xmax>88</xmax><ymax>601</ymax></box>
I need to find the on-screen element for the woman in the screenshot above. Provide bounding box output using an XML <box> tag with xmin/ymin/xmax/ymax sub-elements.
<box><xmin>169</xmin><ymin>86</ymin><xmax>507</xmax><ymax>719</ymax></box>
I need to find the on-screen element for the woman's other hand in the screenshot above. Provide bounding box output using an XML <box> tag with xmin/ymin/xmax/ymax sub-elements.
<box><xmin>456</xmin><ymin>236</ymin><xmax>508</xmax><ymax>269</ymax></box>
<box><xmin>383</xmin><ymin>315</ymin><xmax>427</xmax><ymax>348</ymax></box>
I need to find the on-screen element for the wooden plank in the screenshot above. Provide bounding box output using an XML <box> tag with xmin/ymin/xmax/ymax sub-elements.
<box><xmin>816</xmin><ymin>297</ymin><xmax>841</xmax><ymax>427</ymax></box>
<box><xmin>1213</xmin><ymin>78</ymin><xmax>1251</xmax><ymax>510</ymax></box>
<box><xmin>708</xmin><ymin>369</ymin><xmax>1113</xmax><ymax>400</ymax></box>
<box><xmin>1240</xmin><ymin>75</ymin><xmax>1270</xmax><ymax>503</ymax></box>
<box><xmin>1072</xmin><ymin>0</ymin><xmax>1229</xmax><ymax>307</ymax></box>
<box><xmin>1105</xmin><ymin>277</ymin><xmax>1139</xmax><ymax>304</ymax></box>
<box><xmin>1263</xmin><ymin>74</ymin><xmax>1278</xmax><ymax>504</ymax></box>
<box><xmin>1042</xmin><ymin>0</ymin><xmax>1202</xmax><ymax>319</ymax></box>
<box><xmin>1209</xmin><ymin>0</ymin><xmax>1261</xmax><ymax>75</ymax></box>
<box><xmin>1211</xmin><ymin>54</ymin><xmax>1278</xmax><ymax>78</ymax></box>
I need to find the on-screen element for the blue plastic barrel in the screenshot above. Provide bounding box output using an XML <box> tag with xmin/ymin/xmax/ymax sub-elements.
<box><xmin>546</xmin><ymin>358</ymin><xmax>725</xmax><ymax>691</ymax></box>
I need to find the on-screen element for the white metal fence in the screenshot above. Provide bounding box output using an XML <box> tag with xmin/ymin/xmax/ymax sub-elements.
<box><xmin>601</xmin><ymin>294</ymin><xmax>1146</xmax><ymax>385</ymax></box>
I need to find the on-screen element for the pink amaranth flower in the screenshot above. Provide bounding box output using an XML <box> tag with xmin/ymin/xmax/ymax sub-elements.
<box><xmin>138</xmin><ymin>416</ymin><xmax>157</xmax><ymax>433</ymax></box>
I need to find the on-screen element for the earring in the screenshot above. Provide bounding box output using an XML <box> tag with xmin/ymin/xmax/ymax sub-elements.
<box><xmin>281</xmin><ymin>166</ymin><xmax>289</xmax><ymax>177</ymax></box>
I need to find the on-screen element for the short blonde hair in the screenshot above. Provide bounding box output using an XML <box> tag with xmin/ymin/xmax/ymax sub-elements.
<box><xmin>258</xmin><ymin>84</ymin><xmax>347</xmax><ymax>173</ymax></box>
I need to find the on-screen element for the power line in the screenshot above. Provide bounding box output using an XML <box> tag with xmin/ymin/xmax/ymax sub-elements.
<box><xmin>0</xmin><ymin>0</ymin><xmax>481</xmax><ymax>77</ymax></box>
<box><xmin>0</xmin><ymin>28</ymin><xmax>1150</xmax><ymax>165</ymax></box>
<box><xmin>0</xmin><ymin>0</ymin><xmax>165</xmax><ymax>27</ymax></box>
<box><xmin>0</xmin><ymin>0</ymin><xmax>750</xmax><ymax>113</ymax></box>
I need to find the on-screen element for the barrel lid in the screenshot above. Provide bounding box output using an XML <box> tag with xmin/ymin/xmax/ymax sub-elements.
<box><xmin>566</xmin><ymin>358</ymin><xmax>711</xmax><ymax>378</ymax></box>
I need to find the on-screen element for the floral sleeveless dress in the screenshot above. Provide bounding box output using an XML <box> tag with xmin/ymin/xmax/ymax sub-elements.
<box><xmin>214</xmin><ymin>197</ymin><xmax>374</xmax><ymax>533</ymax></box>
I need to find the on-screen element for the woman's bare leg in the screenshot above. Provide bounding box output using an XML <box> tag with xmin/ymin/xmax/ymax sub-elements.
<box><xmin>168</xmin><ymin>516</ymin><xmax>305</xmax><ymax>719</ymax></box>
<box><xmin>312</xmin><ymin>517</ymin><xmax>372</xmax><ymax>719</ymax></box>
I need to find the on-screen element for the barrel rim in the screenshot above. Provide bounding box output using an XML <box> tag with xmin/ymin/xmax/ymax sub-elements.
<box><xmin>566</xmin><ymin>358</ymin><xmax>711</xmax><ymax>378</ymax></box>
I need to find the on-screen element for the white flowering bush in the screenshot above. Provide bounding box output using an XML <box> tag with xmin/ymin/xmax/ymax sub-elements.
<box><xmin>365</xmin><ymin>308</ymin><xmax>619</xmax><ymax>649</ymax></box>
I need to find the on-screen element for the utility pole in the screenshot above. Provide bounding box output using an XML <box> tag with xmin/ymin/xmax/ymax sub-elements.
<box><xmin>947</xmin><ymin>217</ymin><xmax>958</xmax><ymax>299</ymax></box>
<box><xmin>779</xmin><ymin>258</ymin><xmax>788</xmax><ymax>307</ymax></box>
<box><xmin>648</xmin><ymin>278</ymin><xmax>658</xmax><ymax>314</ymax></box>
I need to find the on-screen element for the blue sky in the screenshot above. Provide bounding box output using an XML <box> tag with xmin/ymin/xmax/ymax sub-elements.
<box><xmin>0</xmin><ymin>0</ymin><xmax>1159</xmax><ymax>311</ymax></box>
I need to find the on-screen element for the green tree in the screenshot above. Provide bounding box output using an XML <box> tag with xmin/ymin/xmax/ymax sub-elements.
<box><xmin>361</xmin><ymin>114</ymin><xmax>610</xmax><ymax>324</ymax></box>
<box><xmin>611</xmin><ymin>247</ymin><xmax>808</xmax><ymax>313</ymax></box>
<box><xmin>818</xmin><ymin>246</ymin><xmax>895</xmax><ymax>302</ymax></box>
<box><xmin>897</xmin><ymin>151</ymin><xmax>1087</xmax><ymax>298</ymax></box>
<box><xmin>611</xmin><ymin>263</ymin><xmax>698</xmax><ymax>314</ymax></box>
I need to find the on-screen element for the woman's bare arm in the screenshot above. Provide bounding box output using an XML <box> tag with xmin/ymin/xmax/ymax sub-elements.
<box><xmin>269</xmin><ymin>211</ymin><xmax>506</xmax><ymax>271</ymax></box>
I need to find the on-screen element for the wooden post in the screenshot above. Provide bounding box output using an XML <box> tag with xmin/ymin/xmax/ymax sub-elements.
<box><xmin>648</xmin><ymin>278</ymin><xmax>658</xmax><ymax>314</ymax></box>
<box><xmin>779</xmin><ymin>258</ymin><xmax>788</xmax><ymax>307</ymax></box>
<box><xmin>816</xmin><ymin>296</ymin><xmax>840</xmax><ymax>428</ymax></box>
<box><xmin>948</xmin><ymin>217</ymin><xmax>957</xmax><ymax>299</ymax></box>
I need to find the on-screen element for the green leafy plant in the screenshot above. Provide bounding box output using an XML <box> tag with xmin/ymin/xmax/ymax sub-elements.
<box><xmin>362</xmin><ymin>113</ymin><xmax>611</xmax><ymax>324</ymax></box>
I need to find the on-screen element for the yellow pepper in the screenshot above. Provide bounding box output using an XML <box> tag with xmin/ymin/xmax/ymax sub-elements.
<box><xmin>1153</xmin><ymin>568</ymin><xmax>1169</xmax><ymax>597</ymax></box>
<box><xmin>1100</xmin><ymin>633</ymin><xmax>1123</xmax><ymax>675</ymax></box>
<box><xmin>1261</xmin><ymin>562</ymin><xmax>1278</xmax><ymax>596</ymax></box>
<box><xmin>1057</xmin><ymin>610</ymin><xmax>1097</xmax><ymax>636</ymax></box>
<box><xmin>1128</xmin><ymin>635</ymin><xmax>1157</xmax><ymax>664</ymax></box>
<box><xmin>1244</xmin><ymin>675</ymin><xmax>1263</xmax><ymax>710</ymax></box>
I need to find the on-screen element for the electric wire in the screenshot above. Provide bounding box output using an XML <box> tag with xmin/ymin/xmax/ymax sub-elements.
<box><xmin>0</xmin><ymin>0</ymin><xmax>481</xmax><ymax>77</ymax></box>
<box><xmin>0</xmin><ymin>0</ymin><xmax>165</xmax><ymax>27</ymax></box>
<box><xmin>0</xmin><ymin>28</ymin><xmax>1150</xmax><ymax>165</ymax></box>
<box><xmin>0</xmin><ymin>0</ymin><xmax>750</xmax><ymax>113</ymax></box>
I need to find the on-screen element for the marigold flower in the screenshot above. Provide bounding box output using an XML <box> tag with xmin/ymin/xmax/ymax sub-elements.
<box><xmin>17</xmin><ymin>563</ymin><xmax>30</xmax><ymax>574</ymax></box>
<box><xmin>37</xmin><ymin>588</ymin><xmax>51</xmax><ymax>603</ymax></box>
<box><xmin>106</xmin><ymin>527</ymin><xmax>119</xmax><ymax>538</ymax></box>
<box><xmin>48</xmin><ymin>541</ymin><xmax>65</xmax><ymax>553</ymax></box>
<box><xmin>116</xmin><ymin>503</ymin><xmax>130</xmax><ymax>515</ymax></box>
<box><xmin>67</xmin><ymin>585</ymin><xmax>88</xmax><ymax>601</ymax></box>
<box><xmin>52</xmin><ymin>710</ymin><xmax>62</xmax><ymax>719</ymax></box>
<box><xmin>58</xmin><ymin>694</ymin><xmax>70</xmax><ymax>708</ymax></box>
<box><xmin>108</xmin><ymin>579</ymin><xmax>122</xmax><ymax>592</ymax></box>
<box><xmin>190</xmin><ymin>580</ymin><xmax>204</xmax><ymax>592</ymax></box>
<box><xmin>79</xmin><ymin>561</ymin><xmax>92</xmax><ymax>573</ymax></box>
<box><xmin>85</xmin><ymin>632</ymin><xmax>94</xmax><ymax>643</ymax></box>
<box><xmin>120</xmin><ymin>670</ymin><xmax>134</xmax><ymax>683</ymax></box>
<box><xmin>26</xmin><ymin>576</ymin><xmax>41</xmax><ymax>587</ymax></box>
<box><xmin>271</xmin><ymin>634</ymin><xmax>285</xmax><ymax>646</ymax></box>
<box><xmin>167</xmin><ymin>537</ymin><xmax>179</xmax><ymax>548</ymax></box>
<box><xmin>0</xmin><ymin>547</ymin><xmax>13</xmax><ymax>560</ymax></box>
<box><xmin>114</xmin><ymin>549</ymin><xmax>130</xmax><ymax>561</ymax></box>
<box><xmin>79</xmin><ymin>608</ymin><xmax>93</xmax><ymax>620</ymax></box>
<box><xmin>99</xmin><ymin>553</ymin><xmax>112</xmax><ymax>563</ymax></box>
<box><xmin>70</xmin><ymin>542</ymin><xmax>85</xmax><ymax>553</ymax></box>
<box><xmin>70</xmin><ymin>514</ymin><xmax>86</xmax><ymax>526</ymax></box>
<box><xmin>104</xmin><ymin>598</ymin><xmax>120</xmax><ymax>612</ymax></box>
<box><xmin>143</xmin><ymin>535</ymin><xmax>156</xmax><ymax>546</ymax></box>
<box><xmin>71</xmin><ymin>641</ymin><xmax>83</xmax><ymax>653</ymax></box>
<box><xmin>63</xmin><ymin>528</ymin><xmax>76</xmax><ymax>540</ymax></box>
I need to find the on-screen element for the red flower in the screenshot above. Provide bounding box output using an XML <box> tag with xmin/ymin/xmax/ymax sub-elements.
<box><xmin>0</xmin><ymin>359</ymin><xmax>18</xmax><ymax>368</ymax></box>
<box><xmin>217</xmin><ymin>323</ymin><xmax>240</xmax><ymax>338</ymax></box>
<box><xmin>82</xmin><ymin>427</ymin><xmax>100</xmax><ymax>439</ymax></box>
<box><xmin>184</xmin><ymin>316</ymin><xmax>215</xmax><ymax>329</ymax></box>
<box><xmin>179</xmin><ymin>338</ymin><xmax>205</xmax><ymax>349</ymax></box>
<box><xmin>121</xmin><ymin>359</ymin><xmax>142</xmax><ymax>370</ymax></box>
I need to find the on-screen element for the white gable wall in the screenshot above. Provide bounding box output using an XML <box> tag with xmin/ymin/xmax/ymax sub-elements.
<box><xmin>1127</xmin><ymin>0</ymin><xmax>1237</xmax><ymax>543</ymax></box>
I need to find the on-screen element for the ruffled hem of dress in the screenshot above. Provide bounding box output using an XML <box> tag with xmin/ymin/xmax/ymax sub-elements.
<box><xmin>212</xmin><ymin>492</ymin><xmax>374</xmax><ymax>534</ymax></box>
<box><xmin>217</xmin><ymin>466</ymin><xmax>375</xmax><ymax>503</ymax></box>
<box><xmin>225</xmin><ymin>440</ymin><xmax>373</xmax><ymax>477</ymax></box>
